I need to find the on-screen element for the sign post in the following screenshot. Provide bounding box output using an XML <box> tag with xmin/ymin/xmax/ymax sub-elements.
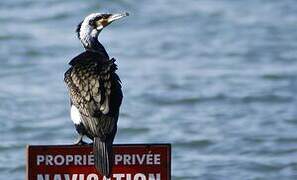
<box><xmin>27</xmin><ymin>144</ymin><xmax>171</xmax><ymax>180</ymax></box>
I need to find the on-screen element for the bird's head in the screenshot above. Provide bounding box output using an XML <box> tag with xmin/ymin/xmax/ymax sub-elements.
<box><xmin>76</xmin><ymin>12</ymin><xmax>129</xmax><ymax>49</ymax></box>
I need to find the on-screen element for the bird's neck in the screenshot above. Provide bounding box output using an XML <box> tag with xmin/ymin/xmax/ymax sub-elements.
<box><xmin>82</xmin><ymin>36</ymin><xmax>109</xmax><ymax>59</ymax></box>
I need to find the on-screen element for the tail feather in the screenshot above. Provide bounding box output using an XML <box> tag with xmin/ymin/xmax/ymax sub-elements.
<box><xmin>93</xmin><ymin>137</ymin><xmax>113</xmax><ymax>177</ymax></box>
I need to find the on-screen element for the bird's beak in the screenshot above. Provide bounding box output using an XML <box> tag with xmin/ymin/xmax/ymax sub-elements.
<box><xmin>96</xmin><ymin>12</ymin><xmax>129</xmax><ymax>30</ymax></box>
<box><xmin>107</xmin><ymin>12</ymin><xmax>129</xmax><ymax>24</ymax></box>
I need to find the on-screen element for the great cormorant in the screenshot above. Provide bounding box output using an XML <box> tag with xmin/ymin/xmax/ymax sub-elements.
<box><xmin>64</xmin><ymin>12</ymin><xmax>128</xmax><ymax>177</ymax></box>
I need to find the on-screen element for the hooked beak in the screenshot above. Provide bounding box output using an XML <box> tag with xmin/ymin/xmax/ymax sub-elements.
<box><xmin>96</xmin><ymin>12</ymin><xmax>129</xmax><ymax>30</ymax></box>
<box><xmin>107</xmin><ymin>12</ymin><xmax>129</xmax><ymax>23</ymax></box>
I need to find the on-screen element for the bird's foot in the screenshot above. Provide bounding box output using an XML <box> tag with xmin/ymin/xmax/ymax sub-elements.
<box><xmin>74</xmin><ymin>135</ymin><xmax>87</xmax><ymax>145</ymax></box>
<box><xmin>74</xmin><ymin>140</ymin><xmax>87</xmax><ymax>145</ymax></box>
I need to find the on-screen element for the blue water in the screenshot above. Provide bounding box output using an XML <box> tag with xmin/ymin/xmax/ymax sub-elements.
<box><xmin>1</xmin><ymin>0</ymin><xmax>297</xmax><ymax>179</ymax></box>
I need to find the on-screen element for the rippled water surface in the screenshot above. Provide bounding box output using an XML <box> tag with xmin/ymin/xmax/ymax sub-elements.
<box><xmin>1</xmin><ymin>0</ymin><xmax>297</xmax><ymax>179</ymax></box>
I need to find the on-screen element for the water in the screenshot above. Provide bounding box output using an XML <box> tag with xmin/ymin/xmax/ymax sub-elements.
<box><xmin>1</xmin><ymin>0</ymin><xmax>297</xmax><ymax>179</ymax></box>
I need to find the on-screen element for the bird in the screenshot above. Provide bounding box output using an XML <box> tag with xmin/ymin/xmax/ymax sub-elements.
<box><xmin>64</xmin><ymin>12</ymin><xmax>128</xmax><ymax>177</ymax></box>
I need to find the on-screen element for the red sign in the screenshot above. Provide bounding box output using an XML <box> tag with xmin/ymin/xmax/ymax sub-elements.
<box><xmin>27</xmin><ymin>144</ymin><xmax>171</xmax><ymax>180</ymax></box>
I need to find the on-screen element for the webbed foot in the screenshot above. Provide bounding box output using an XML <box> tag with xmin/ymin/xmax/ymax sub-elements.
<box><xmin>74</xmin><ymin>134</ymin><xmax>87</xmax><ymax>145</ymax></box>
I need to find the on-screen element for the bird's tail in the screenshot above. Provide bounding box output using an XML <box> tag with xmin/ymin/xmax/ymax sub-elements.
<box><xmin>93</xmin><ymin>137</ymin><xmax>113</xmax><ymax>177</ymax></box>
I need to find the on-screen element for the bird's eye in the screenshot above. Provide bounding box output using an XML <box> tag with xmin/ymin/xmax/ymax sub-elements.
<box><xmin>89</xmin><ymin>16</ymin><xmax>103</xmax><ymax>27</ymax></box>
<box><xmin>102</xmin><ymin>14</ymin><xmax>111</xmax><ymax>19</ymax></box>
<box><xmin>94</xmin><ymin>16</ymin><xmax>102</xmax><ymax>21</ymax></box>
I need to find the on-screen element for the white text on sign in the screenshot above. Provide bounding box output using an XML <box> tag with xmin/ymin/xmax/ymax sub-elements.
<box><xmin>36</xmin><ymin>154</ymin><xmax>161</xmax><ymax>166</ymax></box>
<box><xmin>37</xmin><ymin>173</ymin><xmax>161</xmax><ymax>180</ymax></box>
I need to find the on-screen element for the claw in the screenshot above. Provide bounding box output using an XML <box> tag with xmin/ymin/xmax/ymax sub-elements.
<box><xmin>77</xmin><ymin>141</ymin><xmax>87</xmax><ymax>145</ymax></box>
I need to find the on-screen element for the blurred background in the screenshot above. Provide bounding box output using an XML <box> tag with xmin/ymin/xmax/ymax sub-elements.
<box><xmin>1</xmin><ymin>0</ymin><xmax>297</xmax><ymax>179</ymax></box>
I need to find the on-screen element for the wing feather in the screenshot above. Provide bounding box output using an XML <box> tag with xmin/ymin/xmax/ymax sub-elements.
<box><xmin>64</xmin><ymin>58</ymin><xmax>119</xmax><ymax>138</ymax></box>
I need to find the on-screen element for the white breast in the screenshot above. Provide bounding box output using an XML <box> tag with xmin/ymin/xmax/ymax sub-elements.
<box><xmin>70</xmin><ymin>105</ymin><xmax>82</xmax><ymax>125</ymax></box>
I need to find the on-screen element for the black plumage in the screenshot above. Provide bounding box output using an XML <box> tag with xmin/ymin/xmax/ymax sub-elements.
<box><xmin>64</xmin><ymin>13</ymin><xmax>127</xmax><ymax>177</ymax></box>
<box><xmin>64</xmin><ymin>52</ymin><xmax>122</xmax><ymax>175</ymax></box>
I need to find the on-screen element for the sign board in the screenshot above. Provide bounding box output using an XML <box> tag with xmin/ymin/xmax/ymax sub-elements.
<box><xmin>27</xmin><ymin>144</ymin><xmax>171</xmax><ymax>180</ymax></box>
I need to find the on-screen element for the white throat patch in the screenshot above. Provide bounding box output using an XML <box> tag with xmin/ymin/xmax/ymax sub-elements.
<box><xmin>79</xmin><ymin>13</ymin><xmax>102</xmax><ymax>48</ymax></box>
